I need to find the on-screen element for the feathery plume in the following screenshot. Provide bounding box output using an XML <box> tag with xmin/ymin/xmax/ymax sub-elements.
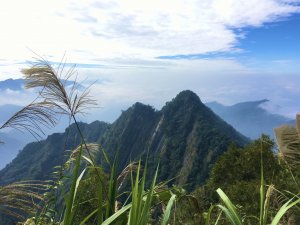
<box><xmin>274</xmin><ymin>114</ymin><xmax>300</xmax><ymax>166</ymax></box>
<box><xmin>0</xmin><ymin>101</ymin><xmax>57</xmax><ymax>140</ymax></box>
<box><xmin>22</xmin><ymin>57</ymin><xmax>97</xmax><ymax>117</ymax></box>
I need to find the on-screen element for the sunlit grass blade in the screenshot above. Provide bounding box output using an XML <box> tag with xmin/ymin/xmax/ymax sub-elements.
<box><xmin>138</xmin><ymin>165</ymin><xmax>159</xmax><ymax>225</ymax></box>
<box><xmin>204</xmin><ymin>205</ymin><xmax>218</xmax><ymax>225</ymax></box>
<box><xmin>128</xmin><ymin>160</ymin><xmax>141</xmax><ymax>224</ymax></box>
<box><xmin>96</xmin><ymin>168</ymin><xmax>104</xmax><ymax>225</ymax></box>
<box><xmin>161</xmin><ymin>194</ymin><xmax>176</xmax><ymax>225</ymax></box>
<box><xmin>216</xmin><ymin>188</ymin><xmax>243</xmax><ymax>225</ymax></box>
<box><xmin>101</xmin><ymin>146</ymin><xmax>112</xmax><ymax>168</ymax></box>
<box><xmin>105</xmin><ymin>156</ymin><xmax>118</xmax><ymax>219</ymax></box>
<box><xmin>63</xmin><ymin>143</ymin><xmax>83</xmax><ymax>225</ymax></box>
<box><xmin>101</xmin><ymin>204</ymin><xmax>132</xmax><ymax>225</ymax></box>
<box><xmin>270</xmin><ymin>197</ymin><xmax>300</xmax><ymax>225</ymax></box>
<box><xmin>214</xmin><ymin>211</ymin><xmax>222</xmax><ymax>225</ymax></box>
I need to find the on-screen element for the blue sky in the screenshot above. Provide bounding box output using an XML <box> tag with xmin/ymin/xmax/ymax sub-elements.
<box><xmin>239</xmin><ymin>14</ymin><xmax>300</xmax><ymax>59</ymax></box>
<box><xmin>237</xmin><ymin>14</ymin><xmax>300</xmax><ymax>72</ymax></box>
<box><xmin>157</xmin><ymin>13</ymin><xmax>300</xmax><ymax>67</ymax></box>
<box><xmin>0</xmin><ymin>0</ymin><xmax>300</xmax><ymax>121</ymax></box>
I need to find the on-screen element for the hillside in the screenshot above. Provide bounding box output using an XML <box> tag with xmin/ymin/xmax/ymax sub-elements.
<box><xmin>206</xmin><ymin>100</ymin><xmax>295</xmax><ymax>139</ymax></box>
<box><xmin>0</xmin><ymin>121</ymin><xmax>110</xmax><ymax>184</ymax></box>
<box><xmin>0</xmin><ymin>90</ymin><xmax>248</xmax><ymax>189</ymax></box>
<box><xmin>100</xmin><ymin>91</ymin><xmax>248</xmax><ymax>189</ymax></box>
<box><xmin>0</xmin><ymin>130</ymin><xmax>31</xmax><ymax>169</ymax></box>
<box><xmin>0</xmin><ymin>78</ymin><xmax>24</xmax><ymax>91</ymax></box>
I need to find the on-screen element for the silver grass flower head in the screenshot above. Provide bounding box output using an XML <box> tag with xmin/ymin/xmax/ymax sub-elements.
<box><xmin>274</xmin><ymin>115</ymin><xmax>300</xmax><ymax>166</ymax></box>
<box><xmin>0</xmin><ymin>102</ymin><xmax>57</xmax><ymax>140</ymax></box>
<box><xmin>63</xmin><ymin>143</ymin><xmax>100</xmax><ymax>170</ymax></box>
<box><xmin>22</xmin><ymin>58</ymin><xmax>97</xmax><ymax>117</ymax></box>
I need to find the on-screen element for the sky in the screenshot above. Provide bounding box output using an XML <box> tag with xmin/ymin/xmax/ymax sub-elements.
<box><xmin>0</xmin><ymin>0</ymin><xmax>300</xmax><ymax>122</ymax></box>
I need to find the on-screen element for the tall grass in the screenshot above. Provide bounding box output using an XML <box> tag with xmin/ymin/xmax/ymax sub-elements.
<box><xmin>0</xmin><ymin>181</ymin><xmax>49</xmax><ymax>220</ymax></box>
<box><xmin>209</xmin><ymin>134</ymin><xmax>300</xmax><ymax>225</ymax></box>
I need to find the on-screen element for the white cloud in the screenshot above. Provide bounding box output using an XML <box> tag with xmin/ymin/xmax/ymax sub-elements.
<box><xmin>212</xmin><ymin>0</ymin><xmax>300</xmax><ymax>27</ymax></box>
<box><xmin>0</xmin><ymin>0</ymin><xmax>299</xmax><ymax>121</ymax></box>
<box><xmin>0</xmin><ymin>59</ymin><xmax>299</xmax><ymax>122</ymax></box>
<box><xmin>0</xmin><ymin>0</ymin><xmax>299</xmax><ymax>67</ymax></box>
<box><xmin>0</xmin><ymin>89</ymin><xmax>35</xmax><ymax>106</ymax></box>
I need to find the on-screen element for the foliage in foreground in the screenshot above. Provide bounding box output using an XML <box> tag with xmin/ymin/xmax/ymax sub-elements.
<box><xmin>23</xmin><ymin>133</ymin><xmax>298</xmax><ymax>225</ymax></box>
<box><xmin>200</xmin><ymin>116</ymin><xmax>300</xmax><ymax>225</ymax></box>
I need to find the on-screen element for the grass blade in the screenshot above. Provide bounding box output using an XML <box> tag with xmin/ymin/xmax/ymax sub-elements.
<box><xmin>216</xmin><ymin>188</ymin><xmax>243</xmax><ymax>225</ymax></box>
<box><xmin>161</xmin><ymin>194</ymin><xmax>176</xmax><ymax>225</ymax></box>
<box><xmin>79</xmin><ymin>208</ymin><xmax>99</xmax><ymax>225</ymax></box>
<box><xmin>63</xmin><ymin>144</ymin><xmax>83</xmax><ymax>225</ymax></box>
<box><xmin>271</xmin><ymin>197</ymin><xmax>300</xmax><ymax>225</ymax></box>
<box><xmin>101</xmin><ymin>204</ymin><xmax>132</xmax><ymax>225</ymax></box>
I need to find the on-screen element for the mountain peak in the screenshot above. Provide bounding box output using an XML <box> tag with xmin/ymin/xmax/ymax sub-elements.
<box><xmin>162</xmin><ymin>90</ymin><xmax>203</xmax><ymax>111</ymax></box>
<box><xmin>0</xmin><ymin>90</ymin><xmax>248</xmax><ymax>191</ymax></box>
<box><xmin>128</xmin><ymin>102</ymin><xmax>155</xmax><ymax>114</ymax></box>
<box><xmin>174</xmin><ymin>90</ymin><xmax>201</xmax><ymax>103</ymax></box>
<box><xmin>0</xmin><ymin>78</ymin><xmax>24</xmax><ymax>91</ymax></box>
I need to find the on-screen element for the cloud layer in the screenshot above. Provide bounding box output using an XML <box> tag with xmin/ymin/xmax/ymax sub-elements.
<box><xmin>0</xmin><ymin>1</ymin><xmax>299</xmax><ymax>121</ymax></box>
<box><xmin>0</xmin><ymin>0</ymin><xmax>299</xmax><ymax>65</ymax></box>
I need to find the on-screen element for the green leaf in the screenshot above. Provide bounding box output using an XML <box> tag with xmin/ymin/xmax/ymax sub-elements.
<box><xmin>79</xmin><ymin>208</ymin><xmax>99</xmax><ymax>225</ymax></box>
<box><xmin>101</xmin><ymin>204</ymin><xmax>132</xmax><ymax>225</ymax></box>
<box><xmin>271</xmin><ymin>197</ymin><xmax>300</xmax><ymax>225</ymax></box>
<box><xmin>216</xmin><ymin>188</ymin><xmax>243</xmax><ymax>225</ymax></box>
<box><xmin>63</xmin><ymin>144</ymin><xmax>83</xmax><ymax>225</ymax></box>
<box><xmin>161</xmin><ymin>194</ymin><xmax>176</xmax><ymax>225</ymax></box>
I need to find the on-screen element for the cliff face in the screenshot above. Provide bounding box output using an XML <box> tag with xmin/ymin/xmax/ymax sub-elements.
<box><xmin>100</xmin><ymin>90</ymin><xmax>248</xmax><ymax>189</ymax></box>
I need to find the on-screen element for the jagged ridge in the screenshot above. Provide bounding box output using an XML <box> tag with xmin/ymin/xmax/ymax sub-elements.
<box><xmin>0</xmin><ymin>90</ymin><xmax>248</xmax><ymax>189</ymax></box>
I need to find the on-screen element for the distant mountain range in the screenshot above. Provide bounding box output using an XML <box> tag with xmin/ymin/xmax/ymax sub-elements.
<box><xmin>0</xmin><ymin>104</ymin><xmax>22</xmax><ymax>124</ymax></box>
<box><xmin>0</xmin><ymin>77</ymin><xmax>295</xmax><ymax>172</ymax></box>
<box><xmin>0</xmin><ymin>78</ymin><xmax>25</xmax><ymax>91</ymax></box>
<box><xmin>0</xmin><ymin>104</ymin><xmax>70</xmax><ymax>169</ymax></box>
<box><xmin>0</xmin><ymin>78</ymin><xmax>82</xmax><ymax>169</ymax></box>
<box><xmin>0</xmin><ymin>131</ymin><xmax>28</xmax><ymax>169</ymax></box>
<box><xmin>0</xmin><ymin>104</ymin><xmax>29</xmax><ymax>169</ymax></box>
<box><xmin>0</xmin><ymin>90</ymin><xmax>248</xmax><ymax>190</ymax></box>
<box><xmin>0</xmin><ymin>78</ymin><xmax>78</xmax><ymax>92</ymax></box>
<box><xmin>206</xmin><ymin>100</ymin><xmax>295</xmax><ymax>139</ymax></box>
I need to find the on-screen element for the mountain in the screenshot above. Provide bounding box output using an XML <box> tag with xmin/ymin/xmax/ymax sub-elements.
<box><xmin>0</xmin><ymin>131</ymin><xmax>28</xmax><ymax>169</ymax></box>
<box><xmin>0</xmin><ymin>78</ymin><xmax>81</xmax><ymax>92</ymax></box>
<box><xmin>206</xmin><ymin>100</ymin><xmax>295</xmax><ymax>139</ymax></box>
<box><xmin>0</xmin><ymin>105</ymin><xmax>29</xmax><ymax>169</ymax></box>
<box><xmin>0</xmin><ymin>78</ymin><xmax>84</xmax><ymax>169</ymax></box>
<box><xmin>0</xmin><ymin>121</ymin><xmax>110</xmax><ymax>185</ymax></box>
<box><xmin>0</xmin><ymin>90</ymin><xmax>248</xmax><ymax>189</ymax></box>
<box><xmin>101</xmin><ymin>91</ymin><xmax>248</xmax><ymax>188</ymax></box>
<box><xmin>0</xmin><ymin>104</ymin><xmax>22</xmax><ymax>124</ymax></box>
<box><xmin>0</xmin><ymin>79</ymin><xmax>24</xmax><ymax>91</ymax></box>
<box><xmin>0</xmin><ymin>104</ymin><xmax>71</xmax><ymax>169</ymax></box>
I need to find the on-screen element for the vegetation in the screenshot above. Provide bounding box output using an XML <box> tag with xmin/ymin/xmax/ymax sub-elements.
<box><xmin>1</xmin><ymin>90</ymin><xmax>248</xmax><ymax>189</ymax></box>
<box><xmin>0</xmin><ymin>59</ymin><xmax>299</xmax><ymax>224</ymax></box>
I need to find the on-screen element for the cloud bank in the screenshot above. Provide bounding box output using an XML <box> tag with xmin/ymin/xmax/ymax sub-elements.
<box><xmin>0</xmin><ymin>0</ymin><xmax>299</xmax><ymax>122</ymax></box>
<box><xmin>0</xmin><ymin>0</ymin><xmax>299</xmax><ymax>65</ymax></box>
